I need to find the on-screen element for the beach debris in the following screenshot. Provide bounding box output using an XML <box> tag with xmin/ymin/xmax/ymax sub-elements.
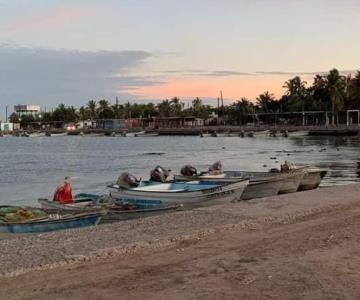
<box><xmin>326</xmin><ymin>234</ymin><xmax>334</xmax><ymax>243</ymax></box>
<box><xmin>141</xmin><ymin>152</ymin><xmax>166</xmax><ymax>156</ymax></box>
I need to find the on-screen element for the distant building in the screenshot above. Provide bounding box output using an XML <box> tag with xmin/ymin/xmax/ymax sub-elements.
<box><xmin>14</xmin><ymin>105</ymin><xmax>41</xmax><ymax>116</ymax></box>
<box><xmin>0</xmin><ymin>122</ymin><xmax>19</xmax><ymax>131</ymax></box>
<box><xmin>151</xmin><ymin>117</ymin><xmax>204</xmax><ymax>128</ymax></box>
<box><xmin>97</xmin><ymin>119</ymin><xmax>125</xmax><ymax>130</ymax></box>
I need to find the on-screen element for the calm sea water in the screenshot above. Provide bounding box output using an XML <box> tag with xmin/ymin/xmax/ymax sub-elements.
<box><xmin>0</xmin><ymin>135</ymin><xmax>359</xmax><ymax>206</ymax></box>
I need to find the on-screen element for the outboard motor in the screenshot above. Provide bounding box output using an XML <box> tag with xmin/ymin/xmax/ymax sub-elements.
<box><xmin>209</xmin><ymin>161</ymin><xmax>222</xmax><ymax>172</ymax></box>
<box><xmin>280</xmin><ymin>161</ymin><xmax>293</xmax><ymax>173</ymax></box>
<box><xmin>150</xmin><ymin>166</ymin><xmax>171</xmax><ymax>183</ymax></box>
<box><xmin>180</xmin><ymin>165</ymin><xmax>197</xmax><ymax>177</ymax></box>
<box><xmin>116</xmin><ymin>172</ymin><xmax>140</xmax><ymax>189</ymax></box>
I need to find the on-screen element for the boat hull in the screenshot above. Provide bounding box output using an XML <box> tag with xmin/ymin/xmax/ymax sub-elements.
<box><xmin>38</xmin><ymin>198</ymin><xmax>181</xmax><ymax>222</ymax></box>
<box><xmin>298</xmin><ymin>169</ymin><xmax>327</xmax><ymax>191</ymax></box>
<box><xmin>241</xmin><ymin>179</ymin><xmax>282</xmax><ymax>200</ymax></box>
<box><xmin>174</xmin><ymin>172</ymin><xmax>286</xmax><ymax>200</ymax></box>
<box><xmin>109</xmin><ymin>180</ymin><xmax>249</xmax><ymax>208</ymax></box>
<box><xmin>278</xmin><ymin>170</ymin><xmax>305</xmax><ymax>194</ymax></box>
<box><xmin>0</xmin><ymin>213</ymin><xmax>102</xmax><ymax>233</ymax></box>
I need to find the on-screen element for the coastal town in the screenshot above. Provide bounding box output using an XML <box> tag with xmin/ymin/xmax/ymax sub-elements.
<box><xmin>1</xmin><ymin>69</ymin><xmax>360</xmax><ymax>137</ymax></box>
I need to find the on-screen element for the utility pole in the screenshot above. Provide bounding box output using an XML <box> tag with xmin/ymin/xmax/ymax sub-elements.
<box><xmin>220</xmin><ymin>90</ymin><xmax>224</xmax><ymax>126</ymax></box>
<box><xmin>217</xmin><ymin>97</ymin><xmax>220</xmax><ymax>125</ymax></box>
<box><xmin>5</xmin><ymin>105</ymin><xmax>8</xmax><ymax>122</ymax></box>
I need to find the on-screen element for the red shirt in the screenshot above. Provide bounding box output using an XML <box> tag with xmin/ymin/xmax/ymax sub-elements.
<box><xmin>53</xmin><ymin>182</ymin><xmax>73</xmax><ymax>204</ymax></box>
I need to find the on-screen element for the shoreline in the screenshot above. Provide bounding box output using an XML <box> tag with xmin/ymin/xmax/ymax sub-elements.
<box><xmin>1</xmin><ymin>183</ymin><xmax>359</xmax><ymax>279</ymax></box>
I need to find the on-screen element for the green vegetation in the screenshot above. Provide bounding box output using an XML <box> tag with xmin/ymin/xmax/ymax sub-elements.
<box><xmin>13</xmin><ymin>68</ymin><xmax>360</xmax><ymax>127</ymax></box>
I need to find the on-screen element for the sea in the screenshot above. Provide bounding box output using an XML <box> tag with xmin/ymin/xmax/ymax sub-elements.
<box><xmin>0</xmin><ymin>134</ymin><xmax>359</xmax><ymax>206</ymax></box>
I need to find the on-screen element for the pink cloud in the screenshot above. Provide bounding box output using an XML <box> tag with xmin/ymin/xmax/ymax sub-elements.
<box><xmin>127</xmin><ymin>75</ymin><xmax>308</xmax><ymax>102</ymax></box>
<box><xmin>1</xmin><ymin>7</ymin><xmax>94</xmax><ymax>32</ymax></box>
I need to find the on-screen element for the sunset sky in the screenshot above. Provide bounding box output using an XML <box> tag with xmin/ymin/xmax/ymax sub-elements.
<box><xmin>0</xmin><ymin>0</ymin><xmax>359</xmax><ymax>109</ymax></box>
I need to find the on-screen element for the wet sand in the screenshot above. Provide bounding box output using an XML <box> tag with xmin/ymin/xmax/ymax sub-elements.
<box><xmin>1</xmin><ymin>184</ymin><xmax>360</xmax><ymax>299</ymax></box>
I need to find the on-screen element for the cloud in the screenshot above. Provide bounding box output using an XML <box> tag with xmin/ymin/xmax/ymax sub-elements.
<box><xmin>160</xmin><ymin>69</ymin><xmax>252</xmax><ymax>77</ymax></box>
<box><xmin>256</xmin><ymin>70</ymin><xmax>358</xmax><ymax>76</ymax></box>
<box><xmin>0</xmin><ymin>7</ymin><xmax>94</xmax><ymax>32</ymax></box>
<box><xmin>200</xmin><ymin>71</ymin><xmax>252</xmax><ymax>76</ymax></box>
<box><xmin>162</xmin><ymin>69</ymin><xmax>358</xmax><ymax>78</ymax></box>
<box><xmin>0</xmin><ymin>43</ymin><xmax>159</xmax><ymax>107</ymax></box>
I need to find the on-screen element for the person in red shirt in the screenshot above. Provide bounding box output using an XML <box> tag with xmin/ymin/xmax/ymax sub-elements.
<box><xmin>53</xmin><ymin>177</ymin><xmax>73</xmax><ymax>204</ymax></box>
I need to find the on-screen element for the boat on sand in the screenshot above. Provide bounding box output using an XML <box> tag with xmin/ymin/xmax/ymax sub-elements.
<box><xmin>108</xmin><ymin>179</ymin><xmax>249</xmax><ymax>208</ymax></box>
<box><xmin>38</xmin><ymin>195</ymin><xmax>181</xmax><ymax>222</ymax></box>
<box><xmin>0</xmin><ymin>206</ymin><xmax>103</xmax><ymax>233</ymax></box>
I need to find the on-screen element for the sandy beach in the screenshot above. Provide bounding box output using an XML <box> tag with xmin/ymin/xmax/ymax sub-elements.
<box><xmin>1</xmin><ymin>184</ymin><xmax>360</xmax><ymax>299</ymax></box>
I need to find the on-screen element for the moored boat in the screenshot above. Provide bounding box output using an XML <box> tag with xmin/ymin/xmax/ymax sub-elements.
<box><xmin>108</xmin><ymin>179</ymin><xmax>249</xmax><ymax>208</ymax></box>
<box><xmin>134</xmin><ymin>131</ymin><xmax>159</xmax><ymax>137</ymax></box>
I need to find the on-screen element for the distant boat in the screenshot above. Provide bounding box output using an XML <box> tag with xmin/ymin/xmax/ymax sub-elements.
<box><xmin>108</xmin><ymin>180</ymin><xmax>249</xmax><ymax>207</ymax></box>
<box><xmin>49</xmin><ymin>132</ymin><xmax>68</xmax><ymax>137</ymax></box>
<box><xmin>22</xmin><ymin>132</ymin><xmax>46</xmax><ymax>138</ymax></box>
<box><xmin>134</xmin><ymin>131</ymin><xmax>159</xmax><ymax>137</ymax></box>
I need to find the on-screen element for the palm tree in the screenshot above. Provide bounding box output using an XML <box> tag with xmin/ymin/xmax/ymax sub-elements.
<box><xmin>347</xmin><ymin>71</ymin><xmax>360</xmax><ymax>109</ymax></box>
<box><xmin>283</xmin><ymin>76</ymin><xmax>307</xmax><ymax>112</ymax></box>
<box><xmin>170</xmin><ymin>97</ymin><xmax>183</xmax><ymax>116</ymax></box>
<box><xmin>326</xmin><ymin>69</ymin><xmax>346</xmax><ymax>125</ymax></box>
<box><xmin>157</xmin><ymin>100</ymin><xmax>172</xmax><ymax>117</ymax></box>
<box><xmin>256</xmin><ymin>91</ymin><xmax>276</xmax><ymax>113</ymax></box>
<box><xmin>87</xmin><ymin>100</ymin><xmax>97</xmax><ymax>120</ymax></box>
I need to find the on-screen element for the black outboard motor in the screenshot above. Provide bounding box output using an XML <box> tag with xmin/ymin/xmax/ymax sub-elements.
<box><xmin>209</xmin><ymin>161</ymin><xmax>222</xmax><ymax>172</ymax></box>
<box><xmin>150</xmin><ymin>166</ymin><xmax>171</xmax><ymax>183</ymax></box>
<box><xmin>116</xmin><ymin>172</ymin><xmax>140</xmax><ymax>189</ymax></box>
<box><xmin>180</xmin><ymin>165</ymin><xmax>197</xmax><ymax>177</ymax></box>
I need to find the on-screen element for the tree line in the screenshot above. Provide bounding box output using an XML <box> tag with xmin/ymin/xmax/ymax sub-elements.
<box><xmin>10</xmin><ymin>68</ymin><xmax>360</xmax><ymax>127</ymax></box>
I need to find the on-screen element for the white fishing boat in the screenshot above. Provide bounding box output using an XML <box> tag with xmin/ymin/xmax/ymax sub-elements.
<box><xmin>281</xmin><ymin>162</ymin><xmax>327</xmax><ymax>191</ymax></box>
<box><xmin>108</xmin><ymin>179</ymin><xmax>249</xmax><ymax>208</ymax></box>
<box><xmin>134</xmin><ymin>131</ymin><xmax>159</xmax><ymax>137</ymax></box>
<box><xmin>288</xmin><ymin>130</ymin><xmax>309</xmax><ymax>137</ymax></box>
<box><xmin>174</xmin><ymin>167</ymin><xmax>305</xmax><ymax>199</ymax></box>
<box><xmin>29</xmin><ymin>132</ymin><xmax>46</xmax><ymax>138</ymax></box>
<box><xmin>296</xmin><ymin>167</ymin><xmax>327</xmax><ymax>190</ymax></box>
<box><xmin>49</xmin><ymin>132</ymin><xmax>68</xmax><ymax>137</ymax></box>
<box><xmin>199</xmin><ymin>132</ymin><xmax>212</xmax><ymax>137</ymax></box>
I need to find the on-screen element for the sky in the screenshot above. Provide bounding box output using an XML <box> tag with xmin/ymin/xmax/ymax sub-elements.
<box><xmin>0</xmin><ymin>0</ymin><xmax>359</xmax><ymax>113</ymax></box>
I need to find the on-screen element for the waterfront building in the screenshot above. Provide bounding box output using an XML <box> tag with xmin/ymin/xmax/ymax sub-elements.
<box><xmin>14</xmin><ymin>105</ymin><xmax>41</xmax><ymax>116</ymax></box>
<box><xmin>0</xmin><ymin>122</ymin><xmax>19</xmax><ymax>131</ymax></box>
<box><xmin>151</xmin><ymin>117</ymin><xmax>205</xmax><ymax>128</ymax></box>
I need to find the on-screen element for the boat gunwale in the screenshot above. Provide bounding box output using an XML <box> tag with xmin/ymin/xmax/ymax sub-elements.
<box><xmin>107</xmin><ymin>178</ymin><xmax>249</xmax><ymax>194</ymax></box>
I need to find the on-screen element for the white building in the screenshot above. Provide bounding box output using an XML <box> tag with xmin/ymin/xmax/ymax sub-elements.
<box><xmin>0</xmin><ymin>122</ymin><xmax>14</xmax><ymax>131</ymax></box>
<box><xmin>14</xmin><ymin>105</ymin><xmax>41</xmax><ymax>116</ymax></box>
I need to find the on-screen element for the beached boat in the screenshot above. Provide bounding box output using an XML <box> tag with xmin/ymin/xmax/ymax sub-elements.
<box><xmin>174</xmin><ymin>169</ymin><xmax>305</xmax><ymax>199</ymax></box>
<box><xmin>0</xmin><ymin>206</ymin><xmax>103</xmax><ymax>233</ymax></box>
<box><xmin>296</xmin><ymin>167</ymin><xmax>327</xmax><ymax>190</ymax></box>
<box><xmin>108</xmin><ymin>179</ymin><xmax>249</xmax><ymax>207</ymax></box>
<box><xmin>173</xmin><ymin>172</ymin><xmax>283</xmax><ymax>200</ymax></box>
<box><xmin>38</xmin><ymin>197</ymin><xmax>181</xmax><ymax>222</ymax></box>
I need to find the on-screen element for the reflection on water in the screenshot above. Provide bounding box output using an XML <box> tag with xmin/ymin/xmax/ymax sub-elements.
<box><xmin>0</xmin><ymin>135</ymin><xmax>359</xmax><ymax>206</ymax></box>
